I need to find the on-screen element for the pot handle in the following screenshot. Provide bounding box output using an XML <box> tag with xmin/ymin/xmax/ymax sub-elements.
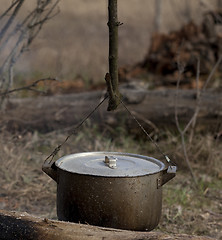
<box><xmin>157</xmin><ymin>155</ymin><xmax>177</xmax><ymax>188</ymax></box>
<box><xmin>161</xmin><ymin>166</ymin><xmax>177</xmax><ymax>187</ymax></box>
<box><xmin>42</xmin><ymin>159</ymin><xmax>58</xmax><ymax>182</ymax></box>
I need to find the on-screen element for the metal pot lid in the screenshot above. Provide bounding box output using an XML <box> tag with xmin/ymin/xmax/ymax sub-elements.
<box><xmin>55</xmin><ymin>152</ymin><xmax>166</xmax><ymax>177</ymax></box>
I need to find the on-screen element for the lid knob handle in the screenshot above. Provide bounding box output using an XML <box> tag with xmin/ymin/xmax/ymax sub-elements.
<box><xmin>104</xmin><ymin>156</ymin><xmax>117</xmax><ymax>169</ymax></box>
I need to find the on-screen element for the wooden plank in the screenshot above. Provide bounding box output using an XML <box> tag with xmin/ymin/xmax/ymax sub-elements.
<box><xmin>0</xmin><ymin>210</ymin><xmax>215</xmax><ymax>240</ymax></box>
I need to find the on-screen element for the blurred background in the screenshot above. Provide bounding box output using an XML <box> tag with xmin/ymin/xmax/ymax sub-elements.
<box><xmin>0</xmin><ymin>0</ymin><xmax>220</xmax><ymax>82</ymax></box>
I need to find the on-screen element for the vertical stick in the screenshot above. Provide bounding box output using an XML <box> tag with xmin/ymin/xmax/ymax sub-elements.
<box><xmin>106</xmin><ymin>0</ymin><xmax>121</xmax><ymax>111</ymax></box>
<box><xmin>154</xmin><ymin>0</ymin><xmax>162</xmax><ymax>33</ymax></box>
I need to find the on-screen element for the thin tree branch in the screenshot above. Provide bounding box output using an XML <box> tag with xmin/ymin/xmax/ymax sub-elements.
<box><xmin>0</xmin><ymin>0</ymin><xmax>60</xmax><ymax>107</ymax></box>
<box><xmin>0</xmin><ymin>26</ymin><xmax>27</xmax><ymax>76</ymax></box>
<box><xmin>0</xmin><ymin>0</ymin><xmax>20</xmax><ymax>22</ymax></box>
<box><xmin>29</xmin><ymin>0</ymin><xmax>60</xmax><ymax>29</ymax></box>
<box><xmin>188</xmin><ymin>58</ymin><xmax>200</xmax><ymax>143</ymax></box>
<box><xmin>174</xmin><ymin>56</ymin><xmax>184</xmax><ymax>134</ymax></box>
<box><xmin>0</xmin><ymin>0</ymin><xmax>25</xmax><ymax>41</ymax></box>
<box><xmin>175</xmin><ymin>56</ymin><xmax>198</xmax><ymax>186</ymax></box>
<box><xmin>202</xmin><ymin>54</ymin><xmax>222</xmax><ymax>92</ymax></box>
<box><xmin>0</xmin><ymin>9</ymin><xmax>35</xmax><ymax>56</ymax></box>
<box><xmin>0</xmin><ymin>77</ymin><xmax>58</xmax><ymax>97</ymax></box>
<box><xmin>184</xmin><ymin>55</ymin><xmax>222</xmax><ymax>136</ymax></box>
<box><xmin>175</xmin><ymin>52</ymin><xmax>222</xmax><ymax>186</ymax></box>
<box><xmin>180</xmin><ymin>133</ymin><xmax>198</xmax><ymax>184</ymax></box>
<box><xmin>106</xmin><ymin>0</ymin><xmax>121</xmax><ymax>111</ymax></box>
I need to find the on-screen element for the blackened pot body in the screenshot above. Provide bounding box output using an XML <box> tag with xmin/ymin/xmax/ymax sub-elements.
<box><xmin>56</xmin><ymin>169</ymin><xmax>162</xmax><ymax>231</ymax></box>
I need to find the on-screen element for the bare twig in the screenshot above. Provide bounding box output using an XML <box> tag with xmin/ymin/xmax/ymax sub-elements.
<box><xmin>26</xmin><ymin>0</ymin><xmax>60</xmax><ymax>46</ymax></box>
<box><xmin>29</xmin><ymin>1</ymin><xmax>60</xmax><ymax>29</ymax></box>
<box><xmin>175</xmin><ymin>52</ymin><xmax>222</xmax><ymax>186</ymax></box>
<box><xmin>174</xmin><ymin>55</ymin><xmax>185</xmax><ymax>133</ymax></box>
<box><xmin>0</xmin><ymin>77</ymin><xmax>58</xmax><ymax>97</ymax></box>
<box><xmin>0</xmin><ymin>0</ymin><xmax>25</xmax><ymax>41</ymax></box>
<box><xmin>0</xmin><ymin>0</ymin><xmax>20</xmax><ymax>22</ymax></box>
<box><xmin>202</xmin><ymin>54</ymin><xmax>222</xmax><ymax>92</ymax></box>
<box><xmin>0</xmin><ymin>0</ymin><xmax>60</xmax><ymax>107</ymax></box>
<box><xmin>188</xmin><ymin>57</ymin><xmax>200</xmax><ymax>143</ymax></box>
<box><xmin>185</xmin><ymin>55</ymin><xmax>222</xmax><ymax>137</ymax></box>
<box><xmin>0</xmin><ymin>26</ymin><xmax>27</xmax><ymax>75</ymax></box>
<box><xmin>175</xmin><ymin>56</ymin><xmax>198</xmax><ymax>186</ymax></box>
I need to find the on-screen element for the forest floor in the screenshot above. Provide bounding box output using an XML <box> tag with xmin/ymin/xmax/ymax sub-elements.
<box><xmin>0</xmin><ymin>123</ymin><xmax>221</xmax><ymax>239</ymax></box>
<box><xmin>0</xmin><ymin>1</ymin><xmax>221</xmax><ymax>239</ymax></box>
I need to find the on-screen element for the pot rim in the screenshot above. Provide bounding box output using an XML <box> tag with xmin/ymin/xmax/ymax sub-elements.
<box><xmin>55</xmin><ymin>151</ymin><xmax>166</xmax><ymax>178</ymax></box>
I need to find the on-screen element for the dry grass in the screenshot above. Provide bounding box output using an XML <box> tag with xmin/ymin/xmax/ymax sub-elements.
<box><xmin>0</xmin><ymin>124</ymin><xmax>221</xmax><ymax>238</ymax></box>
<box><xmin>0</xmin><ymin>1</ymin><xmax>221</xmax><ymax>238</ymax></box>
<box><xmin>160</xmin><ymin>172</ymin><xmax>222</xmax><ymax>237</ymax></box>
<box><xmin>0</xmin><ymin>131</ymin><xmax>56</xmax><ymax>218</ymax></box>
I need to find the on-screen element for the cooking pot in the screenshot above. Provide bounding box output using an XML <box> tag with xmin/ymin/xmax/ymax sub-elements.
<box><xmin>42</xmin><ymin>152</ymin><xmax>176</xmax><ymax>231</ymax></box>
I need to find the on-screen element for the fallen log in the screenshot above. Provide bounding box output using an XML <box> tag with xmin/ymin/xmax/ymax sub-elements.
<box><xmin>1</xmin><ymin>87</ymin><xmax>222</xmax><ymax>133</ymax></box>
<box><xmin>0</xmin><ymin>210</ymin><xmax>215</xmax><ymax>240</ymax></box>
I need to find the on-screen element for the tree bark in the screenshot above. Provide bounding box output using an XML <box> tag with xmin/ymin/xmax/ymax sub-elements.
<box><xmin>1</xmin><ymin>88</ymin><xmax>221</xmax><ymax>133</ymax></box>
<box><xmin>0</xmin><ymin>210</ymin><xmax>214</xmax><ymax>240</ymax></box>
<box><xmin>107</xmin><ymin>0</ymin><xmax>121</xmax><ymax>111</ymax></box>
